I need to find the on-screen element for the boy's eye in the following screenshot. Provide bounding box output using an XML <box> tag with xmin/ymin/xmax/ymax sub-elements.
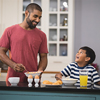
<box><xmin>80</xmin><ymin>51</ymin><xmax>83</xmax><ymax>54</ymax></box>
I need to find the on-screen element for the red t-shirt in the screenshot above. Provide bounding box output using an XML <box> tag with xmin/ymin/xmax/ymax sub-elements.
<box><xmin>0</xmin><ymin>24</ymin><xmax>48</xmax><ymax>82</ymax></box>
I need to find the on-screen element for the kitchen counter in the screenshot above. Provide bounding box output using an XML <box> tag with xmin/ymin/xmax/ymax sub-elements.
<box><xmin>0</xmin><ymin>81</ymin><xmax>100</xmax><ymax>100</ymax></box>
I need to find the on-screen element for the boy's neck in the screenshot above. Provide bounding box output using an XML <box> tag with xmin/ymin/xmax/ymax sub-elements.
<box><xmin>77</xmin><ymin>62</ymin><xmax>88</xmax><ymax>67</ymax></box>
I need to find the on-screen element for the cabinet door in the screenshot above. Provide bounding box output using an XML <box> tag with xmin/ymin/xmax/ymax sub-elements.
<box><xmin>46</xmin><ymin>0</ymin><xmax>74</xmax><ymax>71</ymax></box>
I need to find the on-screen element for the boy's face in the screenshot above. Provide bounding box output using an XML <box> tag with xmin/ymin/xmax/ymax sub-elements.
<box><xmin>75</xmin><ymin>49</ymin><xmax>90</xmax><ymax>64</ymax></box>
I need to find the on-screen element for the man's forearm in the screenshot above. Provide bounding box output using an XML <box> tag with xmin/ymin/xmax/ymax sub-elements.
<box><xmin>38</xmin><ymin>54</ymin><xmax>48</xmax><ymax>71</ymax></box>
<box><xmin>0</xmin><ymin>51</ymin><xmax>16</xmax><ymax>69</ymax></box>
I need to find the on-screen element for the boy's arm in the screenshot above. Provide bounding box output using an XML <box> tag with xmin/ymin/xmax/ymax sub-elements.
<box><xmin>95</xmin><ymin>81</ymin><xmax>100</xmax><ymax>85</ymax></box>
<box><xmin>55</xmin><ymin>72</ymin><xmax>63</xmax><ymax>80</ymax></box>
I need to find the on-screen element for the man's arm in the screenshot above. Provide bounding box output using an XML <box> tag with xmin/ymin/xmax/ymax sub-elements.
<box><xmin>38</xmin><ymin>53</ymin><xmax>48</xmax><ymax>72</ymax></box>
<box><xmin>0</xmin><ymin>47</ymin><xmax>25</xmax><ymax>72</ymax></box>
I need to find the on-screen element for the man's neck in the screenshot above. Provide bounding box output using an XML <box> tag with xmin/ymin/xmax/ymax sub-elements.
<box><xmin>19</xmin><ymin>21</ymin><xmax>34</xmax><ymax>30</ymax></box>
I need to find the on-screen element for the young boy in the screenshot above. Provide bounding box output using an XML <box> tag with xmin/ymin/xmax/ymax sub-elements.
<box><xmin>55</xmin><ymin>46</ymin><xmax>100</xmax><ymax>85</ymax></box>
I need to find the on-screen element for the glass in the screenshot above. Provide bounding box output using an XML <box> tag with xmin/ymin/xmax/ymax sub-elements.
<box><xmin>60</xmin><ymin>0</ymin><xmax>68</xmax><ymax>11</ymax></box>
<box><xmin>49</xmin><ymin>0</ymin><xmax>57</xmax><ymax>11</ymax></box>
<box><xmin>60</xmin><ymin>14</ymin><xmax>68</xmax><ymax>26</ymax></box>
<box><xmin>79</xmin><ymin>69</ymin><xmax>88</xmax><ymax>87</ymax></box>
<box><xmin>0</xmin><ymin>68</ymin><xmax>1</xmax><ymax>76</ymax></box>
<box><xmin>23</xmin><ymin>0</ymin><xmax>31</xmax><ymax>11</ymax></box>
<box><xmin>59</xmin><ymin>44</ymin><xmax>67</xmax><ymax>56</ymax></box>
<box><xmin>60</xmin><ymin>29</ymin><xmax>68</xmax><ymax>41</ymax></box>
<box><xmin>49</xmin><ymin>29</ymin><xmax>57</xmax><ymax>41</ymax></box>
<box><xmin>49</xmin><ymin>14</ymin><xmax>57</xmax><ymax>26</ymax></box>
<box><xmin>49</xmin><ymin>44</ymin><xmax>57</xmax><ymax>56</ymax></box>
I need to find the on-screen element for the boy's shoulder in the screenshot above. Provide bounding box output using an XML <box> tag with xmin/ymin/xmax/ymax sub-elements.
<box><xmin>86</xmin><ymin>64</ymin><xmax>96</xmax><ymax>70</ymax></box>
<box><xmin>68</xmin><ymin>62</ymin><xmax>78</xmax><ymax>67</ymax></box>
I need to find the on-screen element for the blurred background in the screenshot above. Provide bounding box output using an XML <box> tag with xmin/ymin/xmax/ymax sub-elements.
<box><xmin>0</xmin><ymin>0</ymin><xmax>100</xmax><ymax>75</ymax></box>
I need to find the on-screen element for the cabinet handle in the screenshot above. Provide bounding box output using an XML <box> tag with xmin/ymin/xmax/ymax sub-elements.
<box><xmin>53</xmin><ymin>61</ymin><xmax>62</xmax><ymax>63</ymax></box>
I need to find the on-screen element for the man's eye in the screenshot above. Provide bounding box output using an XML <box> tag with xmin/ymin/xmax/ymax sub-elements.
<box><xmin>80</xmin><ymin>52</ymin><xmax>83</xmax><ymax>54</ymax></box>
<box><xmin>34</xmin><ymin>15</ymin><xmax>37</xmax><ymax>18</ymax></box>
<box><xmin>39</xmin><ymin>16</ymin><xmax>41</xmax><ymax>19</ymax></box>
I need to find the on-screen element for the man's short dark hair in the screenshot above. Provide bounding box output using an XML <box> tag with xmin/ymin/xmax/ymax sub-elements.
<box><xmin>79</xmin><ymin>46</ymin><xmax>96</xmax><ymax>64</ymax></box>
<box><xmin>26</xmin><ymin>3</ymin><xmax>42</xmax><ymax>13</ymax></box>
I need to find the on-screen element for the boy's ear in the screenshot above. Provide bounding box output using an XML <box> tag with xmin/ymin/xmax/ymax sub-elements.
<box><xmin>85</xmin><ymin>57</ymin><xmax>90</xmax><ymax>62</ymax></box>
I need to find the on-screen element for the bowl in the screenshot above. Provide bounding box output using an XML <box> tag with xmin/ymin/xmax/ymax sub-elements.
<box><xmin>8</xmin><ymin>77</ymin><xmax>20</xmax><ymax>86</ymax></box>
<box><xmin>24</xmin><ymin>71</ymin><xmax>41</xmax><ymax>78</ymax></box>
<box><xmin>62</xmin><ymin>78</ymin><xmax>78</xmax><ymax>85</ymax></box>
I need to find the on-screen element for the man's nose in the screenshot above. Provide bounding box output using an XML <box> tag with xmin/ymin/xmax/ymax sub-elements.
<box><xmin>36</xmin><ymin>17</ymin><xmax>40</xmax><ymax>22</ymax></box>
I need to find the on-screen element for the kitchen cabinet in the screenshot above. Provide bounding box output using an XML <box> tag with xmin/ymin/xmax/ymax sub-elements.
<box><xmin>22</xmin><ymin>0</ymin><xmax>74</xmax><ymax>72</ymax></box>
<box><xmin>0</xmin><ymin>81</ymin><xmax>100</xmax><ymax>100</ymax></box>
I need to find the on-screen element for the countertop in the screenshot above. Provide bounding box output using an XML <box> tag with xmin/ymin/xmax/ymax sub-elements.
<box><xmin>0</xmin><ymin>81</ymin><xmax>100</xmax><ymax>94</ymax></box>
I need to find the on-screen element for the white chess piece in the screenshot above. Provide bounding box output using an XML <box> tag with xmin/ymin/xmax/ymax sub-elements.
<box><xmin>28</xmin><ymin>78</ymin><xmax>33</xmax><ymax>87</ymax></box>
<box><xmin>34</xmin><ymin>79</ymin><xmax>39</xmax><ymax>87</ymax></box>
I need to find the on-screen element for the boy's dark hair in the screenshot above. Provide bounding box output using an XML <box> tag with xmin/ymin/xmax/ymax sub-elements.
<box><xmin>79</xmin><ymin>46</ymin><xmax>96</xmax><ymax>64</ymax></box>
<box><xmin>26</xmin><ymin>3</ymin><xmax>42</xmax><ymax>13</ymax></box>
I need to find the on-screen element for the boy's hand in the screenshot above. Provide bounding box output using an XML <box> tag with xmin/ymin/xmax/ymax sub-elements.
<box><xmin>55</xmin><ymin>72</ymin><xmax>63</xmax><ymax>80</ymax></box>
<box><xmin>96</xmin><ymin>81</ymin><xmax>100</xmax><ymax>85</ymax></box>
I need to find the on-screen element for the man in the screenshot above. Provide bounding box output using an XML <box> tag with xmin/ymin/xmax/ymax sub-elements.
<box><xmin>0</xmin><ymin>3</ymin><xmax>48</xmax><ymax>83</ymax></box>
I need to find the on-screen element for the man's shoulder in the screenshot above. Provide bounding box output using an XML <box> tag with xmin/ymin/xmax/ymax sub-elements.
<box><xmin>35</xmin><ymin>28</ymin><xmax>47</xmax><ymax>39</ymax></box>
<box><xmin>35</xmin><ymin>28</ymin><xmax>46</xmax><ymax>35</ymax></box>
<box><xmin>5</xmin><ymin>24</ymin><xmax>19</xmax><ymax>31</ymax></box>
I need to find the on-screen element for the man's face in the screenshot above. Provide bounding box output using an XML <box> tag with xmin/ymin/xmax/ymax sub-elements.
<box><xmin>26</xmin><ymin>9</ymin><xmax>42</xmax><ymax>29</ymax></box>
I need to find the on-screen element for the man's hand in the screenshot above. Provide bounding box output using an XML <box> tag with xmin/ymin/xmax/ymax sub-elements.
<box><xmin>13</xmin><ymin>63</ymin><xmax>25</xmax><ymax>72</ymax></box>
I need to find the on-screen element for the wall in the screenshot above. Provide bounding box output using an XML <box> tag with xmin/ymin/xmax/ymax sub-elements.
<box><xmin>0</xmin><ymin>0</ymin><xmax>22</xmax><ymax>37</ymax></box>
<box><xmin>74</xmin><ymin>0</ymin><xmax>100</xmax><ymax>74</ymax></box>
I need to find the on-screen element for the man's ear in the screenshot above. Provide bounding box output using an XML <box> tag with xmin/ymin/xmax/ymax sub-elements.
<box><xmin>25</xmin><ymin>10</ymin><xmax>29</xmax><ymax>17</ymax></box>
<box><xmin>85</xmin><ymin>57</ymin><xmax>90</xmax><ymax>62</ymax></box>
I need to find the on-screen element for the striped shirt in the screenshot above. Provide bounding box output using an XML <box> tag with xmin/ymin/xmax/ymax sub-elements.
<box><xmin>61</xmin><ymin>62</ymin><xmax>100</xmax><ymax>85</ymax></box>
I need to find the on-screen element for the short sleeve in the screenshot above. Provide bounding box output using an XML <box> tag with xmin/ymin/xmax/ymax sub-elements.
<box><xmin>0</xmin><ymin>28</ymin><xmax>10</xmax><ymax>49</ymax></box>
<box><xmin>38</xmin><ymin>34</ymin><xmax>48</xmax><ymax>54</ymax></box>
<box><xmin>92</xmin><ymin>69</ymin><xmax>100</xmax><ymax>83</ymax></box>
<box><xmin>61</xmin><ymin>64</ymin><xmax>71</xmax><ymax>77</ymax></box>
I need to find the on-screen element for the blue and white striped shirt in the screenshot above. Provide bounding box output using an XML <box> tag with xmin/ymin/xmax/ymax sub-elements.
<box><xmin>61</xmin><ymin>62</ymin><xmax>100</xmax><ymax>85</ymax></box>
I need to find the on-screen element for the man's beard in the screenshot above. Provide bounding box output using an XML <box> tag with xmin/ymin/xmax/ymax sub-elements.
<box><xmin>26</xmin><ymin>15</ymin><xmax>39</xmax><ymax>29</ymax></box>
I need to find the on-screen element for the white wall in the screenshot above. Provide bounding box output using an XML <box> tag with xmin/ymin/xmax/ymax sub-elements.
<box><xmin>74</xmin><ymin>0</ymin><xmax>100</xmax><ymax>74</ymax></box>
<box><xmin>0</xmin><ymin>0</ymin><xmax>22</xmax><ymax>37</ymax></box>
